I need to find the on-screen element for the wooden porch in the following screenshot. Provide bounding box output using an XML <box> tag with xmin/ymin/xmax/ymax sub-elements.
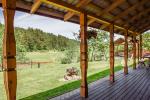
<box><xmin>0</xmin><ymin>0</ymin><xmax>149</xmax><ymax>100</ymax></box>
<box><xmin>51</xmin><ymin>68</ymin><xmax>150</xmax><ymax>100</ymax></box>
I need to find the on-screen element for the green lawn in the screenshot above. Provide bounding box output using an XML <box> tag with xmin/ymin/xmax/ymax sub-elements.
<box><xmin>0</xmin><ymin>51</ymin><xmax>132</xmax><ymax>100</ymax></box>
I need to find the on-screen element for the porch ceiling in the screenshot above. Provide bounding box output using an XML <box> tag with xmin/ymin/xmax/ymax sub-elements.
<box><xmin>0</xmin><ymin>0</ymin><xmax>149</xmax><ymax>36</ymax></box>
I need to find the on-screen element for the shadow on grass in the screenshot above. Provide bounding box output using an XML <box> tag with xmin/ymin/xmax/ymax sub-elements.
<box><xmin>20</xmin><ymin>65</ymin><xmax>123</xmax><ymax>100</ymax></box>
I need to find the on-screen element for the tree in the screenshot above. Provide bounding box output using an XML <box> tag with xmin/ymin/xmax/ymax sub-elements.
<box><xmin>88</xmin><ymin>30</ymin><xmax>109</xmax><ymax>61</ymax></box>
<box><xmin>143</xmin><ymin>32</ymin><xmax>150</xmax><ymax>51</ymax></box>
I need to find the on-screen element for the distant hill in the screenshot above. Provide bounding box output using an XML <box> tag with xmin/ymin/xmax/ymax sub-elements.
<box><xmin>0</xmin><ymin>23</ymin><xmax>79</xmax><ymax>52</ymax></box>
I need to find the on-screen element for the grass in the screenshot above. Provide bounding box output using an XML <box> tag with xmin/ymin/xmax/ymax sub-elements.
<box><xmin>20</xmin><ymin>65</ymin><xmax>123</xmax><ymax>100</ymax></box>
<box><xmin>26</xmin><ymin>51</ymin><xmax>64</xmax><ymax>62</ymax></box>
<box><xmin>0</xmin><ymin>51</ymin><xmax>133</xmax><ymax>100</ymax></box>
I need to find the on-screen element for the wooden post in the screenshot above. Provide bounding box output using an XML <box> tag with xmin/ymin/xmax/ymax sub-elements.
<box><xmin>124</xmin><ymin>30</ymin><xmax>128</xmax><ymax>75</ymax></box>
<box><xmin>2</xmin><ymin>0</ymin><xmax>17</xmax><ymax>100</ymax></box>
<box><xmin>38</xmin><ymin>62</ymin><xmax>40</xmax><ymax>68</ymax></box>
<box><xmin>109</xmin><ymin>24</ymin><xmax>115</xmax><ymax>83</ymax></box>
<box><xmin>133</xmin><ymin>36</ymin><xmax>136</xmax><ymax>69</ymax></box>
<box><xmin>31</xmin><ymin>60</ymin><xmax>32</xmax><ymax>68</ymax></box>
<box><xmin>80</xmin><ymin>12</ymin><xmax>88</xmax><ymax>98</ymax></box>
<box><xmin>137</xmin><ymin>41</ymin><xmax>140</xmax><ymax>63</ymax></box>
<box><xmin>139</xmin><ymin>35</ymin><xmax>143</xmax><ymax>59</ymax></box>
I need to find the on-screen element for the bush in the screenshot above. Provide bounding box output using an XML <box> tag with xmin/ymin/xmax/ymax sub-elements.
<box><xmin>61</xmin><ymin>57</ymin><xmax>72</xmax><ymax>64</ymax></box>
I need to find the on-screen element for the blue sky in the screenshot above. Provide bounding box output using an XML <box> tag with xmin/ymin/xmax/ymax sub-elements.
<box><xmin>0</xmin><ymin>8</ymin><xmax>80</xmax><ymax>39</ymax></box>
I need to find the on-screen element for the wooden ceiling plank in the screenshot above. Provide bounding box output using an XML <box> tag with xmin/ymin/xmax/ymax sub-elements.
<box><xmin>30</xmin><ymin>0</ymin><xmax>43</xmax><ymax>14</ymax></box>
<box><xmin>140</xmin><ymin>25</ymin><xmax>150</xmax><ymax>33</ymax></box>
<box><xmin>100</xmin><ymin>24</ymin><xmax>110</xmax><ymax>30</ymax></box>
<box><xmin>113</xmin><ymin>0</ymin><xmax>148</xmax><ymax>21</ymax></box>
<box><xmin>101</xmin><ymin>0</ymin><xmax>148</xmax><ymax>31</ymax></box>
<box><xmin>64</xmin><ymin>0</ymin><xmax>92</xmax><ymax>21</ymax></box>
<box><xmin>36</xmin><ymin>0</ymin><xmax>135</xmax><ymax>35</ymax></box>
<box><xmin>135</xmin><ymin>22</ymin><xmax>150</xmax><ymax>32</ymax></box>
<box><xmin>122</xmin><ymin>8</ymin><xmax>150</xmax><ymax>27</ymax></box>
<box><xmin>88</xmin><ymin>0</ymin><xmax>125</xmax><ymax>25</ymax></box>
<box><xmin>130</xmin><ymin>17</ymin><xmax>150</xmax><ymax>31</ymax></box>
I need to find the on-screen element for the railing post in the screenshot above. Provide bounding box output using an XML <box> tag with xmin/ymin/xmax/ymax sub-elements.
<box><xmin>2</xmin><ymin>0</ymin><xmax>17</xmax><ymax>100</ymax></box>
<box><xmin>80</xmin><ymin>12</ymin><xmax>88</xmax><ymax>98</ymax></box>
<box><xmin>124</xmin><ymin>30</ymin><xmax>128</xmax><ymax>75</ymax></box>
<box><xmin>109</xmin><ymin>24</ymin><xmax>115</xmax><ymax>83</ymax></box>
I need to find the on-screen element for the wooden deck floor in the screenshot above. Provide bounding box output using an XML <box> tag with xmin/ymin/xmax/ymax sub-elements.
<box><xmin>50</xmin><ymin>68</ymin><xmax>150</xmax><ymax>100</ymax></box>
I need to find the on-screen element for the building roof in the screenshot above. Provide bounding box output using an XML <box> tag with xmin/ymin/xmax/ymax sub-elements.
<box><xmin>0</xmin><ymin>0</ymin><xmax>149</xmax><ymax>36</ymax></box>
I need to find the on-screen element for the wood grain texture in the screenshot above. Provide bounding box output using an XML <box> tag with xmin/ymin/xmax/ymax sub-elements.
<box><xmin>124</xmin><ymin>30</ymin><xmax>128</xmax><ymax>75</ymax></box>
<box><xmin>2</xmin><ymin>0</ymin><xmax>17</xmax><ymax>100</ymax></box>
<box><xmin>109</xmin><ymin>24</ymin><xmax>115</xmax><ymax>82</ymax></box>
<box><xmin>80</xmin><ymin>12</ymin><xmax>88</xmax><ymax>98</ymax></box>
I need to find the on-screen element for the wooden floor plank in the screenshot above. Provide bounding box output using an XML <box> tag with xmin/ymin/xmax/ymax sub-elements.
<box><xmin>50</xmin><ymin>68</ymin><xmax>150</xmax><ymax>100</ymax></box>
<box><xmin>105</xmin><ymin>70</ymin><xmax>145</xmax><ymax>100</ymax></box>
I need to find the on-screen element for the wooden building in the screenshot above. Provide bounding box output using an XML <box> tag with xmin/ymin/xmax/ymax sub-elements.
<box><xmin>0</xmin><ymin>0</ymin><xmax>149</xmax><ymax>100</ymax></box>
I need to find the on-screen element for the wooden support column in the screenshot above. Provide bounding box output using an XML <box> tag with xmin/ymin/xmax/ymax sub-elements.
<box><xmin>109</xmin><ymin>24</ymin><xmax>115</xmax><ymax>82</ymax></box>
<box><xmin>80</xmin><ymin>12</ymin><xmax>88</xmax><ymax>98</ymax></box>
<box><xmin>124</xmin><ymin>30</ymin><xmax>128</xmax><ymax>75</ymax></box>
<box><xmin>137</xmin><ymin>41</ymin><xmax>140</xmax><ymax>63</ymax></box>
<box><xmin>2</xmin><ymin>0</ymin><xmax>17</xmax><ymax>100</ymax></box>
<box><xmin>139</xmin><ymin>35</ymin><xmax>143</xmax><ymax>59</ymax></box>
<box><xmin>133</xmin><ymin>36</ymin><xmax>136</xmax><ymax>69</ymax></box>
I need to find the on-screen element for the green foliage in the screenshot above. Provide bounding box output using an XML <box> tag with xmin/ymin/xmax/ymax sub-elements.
<box><xmin>60</xmin><ymin>49</ymin><xmax>78</xmax><ymax>64</ymax></box>
<box><xmin>0</xmin><ymin>23</ymin><xmax>79</xmax><ymax>52</ymax></box>
<box><xmin>143</xmin><ymin>32</ymin><xmax>150</xmax><ymax>51</ymax></box>
<box><xmin>88</xmin><ymin>30</ymin><xmax>109</xmax><ymax>61</ymax></box>
<box><xmin>60</xmin><ymin>57</ymin><xmax>72</xmax><ymax>64</ymax></box>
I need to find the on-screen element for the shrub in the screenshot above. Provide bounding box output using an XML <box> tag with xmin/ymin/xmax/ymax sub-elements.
<box><xmin>61</xmin><ymin>57</ymin><xmax>72</xmax><ymax>64</ymax></box>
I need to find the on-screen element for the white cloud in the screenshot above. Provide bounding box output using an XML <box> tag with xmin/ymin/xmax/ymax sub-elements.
<box><xmin>13</xmin><ymin>12</ymin><xmax>80</xmax><ymax>39</ymax></box>
<box><xmin>0</xmin><ymin>9</ymin><xmax>80</xmax><ymax>39</ymax></box>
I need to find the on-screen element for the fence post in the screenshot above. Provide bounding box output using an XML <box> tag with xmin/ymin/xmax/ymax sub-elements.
<box><xmin>31</xmin><ymin>60</ymin><xmax>32</xmax><ymax>68</ymax></box>
<box><xmin>38</xmin><ymin>62</ymin><xmax>40</xmax><ymax>68</ymax></box>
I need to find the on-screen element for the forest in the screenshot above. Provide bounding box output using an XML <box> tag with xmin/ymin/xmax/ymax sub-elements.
<box><xmin>0</xmin><ymin>23</ymin><xmax>150</xmax><ymax>64</ymax></box>
<box><xmin>0</xmin><ymin>23</ymin><xmax>79</xmax><ymax>52</ymax></box>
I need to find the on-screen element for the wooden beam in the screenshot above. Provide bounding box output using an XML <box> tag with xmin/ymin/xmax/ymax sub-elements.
<box><xmin>117</xmin><ymin>7</ymin><xmax>150</xmax><ymax>28</ymax></box>
<box><xmin>124</xmin><ymin>30</ymin><xmax>128</xmax><ymax>75</ymax></box>
<box><xmin>64</xmin><ymin>0</ymin><xmax>92</xmax><ymax>21</ymax></box>
<box><xmin>113</xmin><ymin>0</ymin><xmax>148</xmax><ymax>21</ymax></box>
<box><xmin>129</xmin><ymin>17</ymin><xmax>150</xmax><ymax>32</ymax></box>
<box><xmin>88</xmin><ymin>0</ymin><xmax>125</xmax><ymax>25</ymax></box>
<box><xmin>102</xmin><ymin>0</ymin><xmax>148</xmax><ymax>29</ymax></box>
<box><xmin>137</xmin><ymin>41</ymin><xmax>140</xmax><ymax>63</ymax></box>
<box><xmin>100</xmin><ymin>24</ymin><xmax>110</xmax><ymax>30</ymax></box>
<box><xmin>2</xmin><ymin>0</ymin><xmax>17</xmax><ymax>100</ymax></box>
<box><xmin>80</xmin><ymin>12</ymin><xmax>88</xmax><ymax>98</ymax></box>
<box><xmin>133</xmin><ymin>36</ymin><xmax>136</xmax><ymax>69</ymax></box>
<box><xmin>140</xmin><ymin>25</ymin><xmax>150</xmax><ymax>33</ymax></box>
<box><xmin>134</xmin><ymin>21</ymin><xmax>150</xmax><ymax>32</ymax></box>
<box><xmin>41</xmin><ymin>0</ymin><xmax>135</xmax><ymax>34</ymax></box>
<box><xmin>134</xmin><ymin>18</ymin><xmax>150</xmax><ymax>28</ymax></box>
<box><xmin>30</xmin><ymin>0</ymin><xmax>43</xmax><ymax>14</ymax></box>
<box><xmin>128</xmin><ymin>8</ymin><xmax>150</xmax><ymax>25</ymax></box>
<box><xmin>109</xmin><ymin>24</ymin><xmax>115</xmax><ymax>83</ymax></box>
<box><xmin>139</xmin><ymin>34</ymin><xmax>143</xmax><ymax>59</ymax></box>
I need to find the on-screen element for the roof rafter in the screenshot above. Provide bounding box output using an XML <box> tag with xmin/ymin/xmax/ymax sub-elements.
<box><xmin>140</xmin><ymin>26</ymin><xmax>150</xmax><ymax>33</ymax></box>
<box><xmin>30</xmin><ymin>0</ymin><xmax>43</xmax><ymax>14</ymax></box>
<box><xmin>120</xmin><ymin>8</ymin><xmax>150</xmax><ymax>28</ymax></box>
<box><xmin>40</xmin><ymin>0</ymin><xmax>136</xmax><ymax>35</ymax></box>
<box><xmin>87</xmin><ymin>0</ymin><xmax>125</xmax><ymax>25</ymax></box>
<box><xmin>136</xmin><ymin>22</ymin><xmax>150</xmax><ymax>33</ymax></box>
<box><xmin>99</xmin><ymin>0</ymin><xmax>148</xmax><ymax>32</ymax></box>
<box><xmin>113</xmin><ymin>0</ymin><xmax>148</xmax><ymax>22</ymax></box>
<box><xmin>130</xmin><ymin>16</ymin><xmax>150</xmax><ymax>31</ymax></box>
<box><xmin>64</xmin><ymin>0</ymin><xmax>92</xmax><ymax>21</ymax></box>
